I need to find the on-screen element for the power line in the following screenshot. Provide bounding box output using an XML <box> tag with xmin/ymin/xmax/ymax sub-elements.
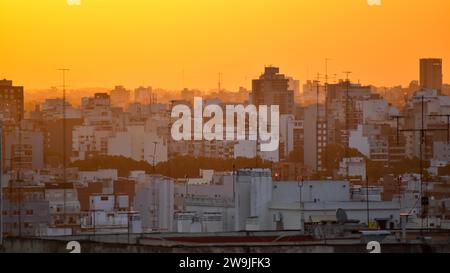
<box><xmin>218</xmin><ymin>72</ymin><xmax>222</xmax><ymax>92</ymax></box>
<box><xmin>428</xmin><ymin>114</ymin><xmax>450</xmax><ymax>142</ymax></box>
<box><xmin>323</xmin><ymin>58</ymin><xmax>332</xmax><ymax>176</ymax></box>
<box><xmin>395</xmin><ymin>96</ymin><xmax>447</xmax><ymax>233</ymax></box>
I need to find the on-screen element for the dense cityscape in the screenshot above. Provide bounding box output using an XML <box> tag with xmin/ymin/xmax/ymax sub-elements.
<box><xmin>1</xmin><ymin>0</ymin><xmax>450</xmax><ymax>257</ymax></box>
<box><xmin>1</xmin><ymin>58</ymin><xmax>450</xmax><ymax>253</ymax></box>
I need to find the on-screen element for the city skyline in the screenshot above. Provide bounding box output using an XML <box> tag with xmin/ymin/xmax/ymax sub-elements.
<box><xmin>1</xmin><ymin>0</ymin><xmax>450</xmax><ymax>90</ymax></box>
<box><xmin>3</xmin><ymin>0</ymin><xmax>450</xmax><ymax>256</ymax></box>
<box><xmin>6</xmin><ymin>57</ymin><xmax>450</xmax><ymax>96</ymax></box>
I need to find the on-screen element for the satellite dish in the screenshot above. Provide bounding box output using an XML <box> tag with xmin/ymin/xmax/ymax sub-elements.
<box><xmin>336</xmin><ymin>208</ymin><xmax>348</xmax><ymax>223</ymax></box>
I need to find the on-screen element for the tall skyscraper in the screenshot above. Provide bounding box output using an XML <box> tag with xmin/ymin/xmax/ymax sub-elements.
<box><xmin>0</xmin><ymin>79</ymin><xmax>24</xmax><ymax>123</ymax></box>
<box><xmin>251</xmin><ymin>67</ymin><xmax>294</xmax><ymax>115</ymax></box>
<box><xmin>420</xmin><ymin>58</ymin><xmax>443</xmax><ymax>92</ymax></box>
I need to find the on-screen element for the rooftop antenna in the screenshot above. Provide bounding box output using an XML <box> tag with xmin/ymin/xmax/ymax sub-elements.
<box><xmin>58</xmin><ymin>68</ymin><xmax>69</xmax><ymax>230</ymax></box>
<box><xmin>324</xmin><ymin>58</ymin><xmax>331</xmax><ymax>175</ymax></box>
<box><xmin>343</xmin><ymin>71</ymin><xmax>352</xmax><ymax>82</ymax></box>
<box><xmin>306</xmin><ymin>65</ymin><xmax>310</xmax><ymax>81</ymax></box>
<box><xmin>218</xmin><ymin>72</ymin><xmax>222</xmax><ymax>92</ymax></box>
<box><xmin>181</xmin><ymin>68</ymin><xmax>185</xmax><ymax>90</ymax></box>
<box><xmin>324</xmin><ymin>58</ymin><xmax>332</xmax><ymax>85</ymax></box>
<box><xmin>152</xmin><ymin>141</ymin><xmax>158</xmax><ymax>173</ymax></box>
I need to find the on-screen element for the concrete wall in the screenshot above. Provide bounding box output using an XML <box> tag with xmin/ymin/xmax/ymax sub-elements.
<box><xmin>1</xmin><ymin>237</ymin><xmax>449</xmax><ymax>253</ymax></box>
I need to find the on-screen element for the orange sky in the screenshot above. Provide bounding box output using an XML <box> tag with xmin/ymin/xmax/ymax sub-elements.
<box><xmin>1</xmin><ymin>0</ymin><xmax>449</xmax><ymax>91</ymax></box>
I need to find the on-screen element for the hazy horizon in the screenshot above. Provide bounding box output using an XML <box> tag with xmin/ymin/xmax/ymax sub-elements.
<box><xmin>1</xmin><ymin>0</ymin><xmax>449</xmax><ymax>90</ymax></box>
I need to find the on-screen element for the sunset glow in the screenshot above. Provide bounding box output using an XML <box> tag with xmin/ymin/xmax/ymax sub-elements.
<box><xmin>1</xmin><ymin>0</ymin><xmax>449</xmax><ymax>90</ymax></box>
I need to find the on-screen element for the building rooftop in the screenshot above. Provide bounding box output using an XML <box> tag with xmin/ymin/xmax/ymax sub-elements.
<box><xmin>0</xmin><ymin>79</ymin><xmax>13</xmax><ymax>86</ymax></box>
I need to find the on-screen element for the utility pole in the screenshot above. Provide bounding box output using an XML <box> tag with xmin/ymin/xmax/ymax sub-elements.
<box><xmin>343</xmin><ymin>71</ymin><xmax>352</xmax><ymax>180</ymax></box>
<box><xmin>297</xmin><ymin>176</ymin><xmax>304</xmax><ymax>232</ymax></box>
<box><xmin>366</xmin><ymin>174</ymin><xmax>370</xmax><ymax>228</ymax></box>
<box><xmin>324</xmin><ymin>58</ymin><xmax>331</xmax><ymax>85</ymax></box>
<box><xmin>58</xmin><ymin>68</ymin><xmax>69</xmax><ymax>230</ymax></box>
<box><xmin>391</xmin><ymin>115</ymin><xmax>406</xmax><ymax>145</ymax></box>
<box><xmin>167</xmin><ymin>100</ymin><xmax>176</xmax><ymax>178</ymax></box>
<box><xmin>314</xmin><ymin>73</ymin><xmax>321</xmax><ymax>173</ymax></box>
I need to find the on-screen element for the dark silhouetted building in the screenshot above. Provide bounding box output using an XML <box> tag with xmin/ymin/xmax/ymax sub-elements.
<box><xmin>420</xmin><ymin>58</ymin><xmax>443</xmax><ymax>92</ymax></box>
<box><xmin>251</xmin><ymin>67</ymin><xmax>294</xmax><ymax>115</ymax></box>
<box><xmin>0</xmin><ymin>79</ymin><xmax>24</xmax><ymax>123</ymax></box>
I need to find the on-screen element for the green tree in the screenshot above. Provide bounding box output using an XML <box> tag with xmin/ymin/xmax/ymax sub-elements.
<box><xmin>390</xmin><ymin>157</ymin><xmax>429</xmax><ymax>176</ymax></box>
<box><xmin>320</xmin><ymin>143</ymin><xmax>364</xmax><ymax>177</ymax></box>
<box><xmin>287</xmin><ymin>146</ymin><xmax>304</xmax><ymax>163</ymax></box>
<box><xmin>71</xmin><ymin>155</ymin><xmax>272</xmax><ymax>178</ymax></box>
<box><xmin>366</xmin><ymin>160</ymin><xmax>386</xmax><ymax>182</ymax></box>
